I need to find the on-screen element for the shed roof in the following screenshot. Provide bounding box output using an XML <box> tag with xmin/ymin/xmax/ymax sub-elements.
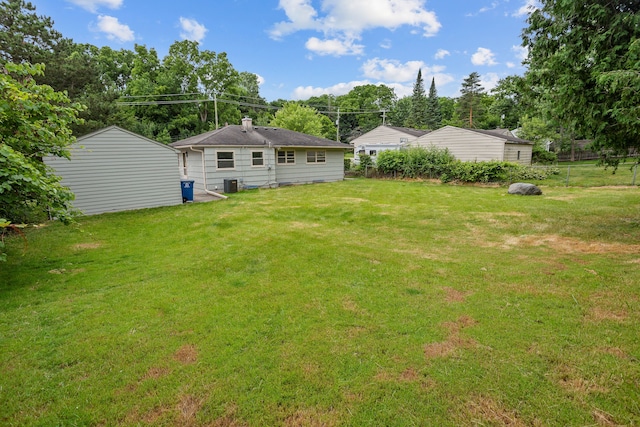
<box><xmin>76</xmin><ymin>125</ymin><xmax>179</xmax><ymax>152</ymax></box>
<box><xmin>385</xmin><ymin>126</ymin><xmax>431</xmax><ymax>138</ymax></box>
<box><xmin>464</xmin><ymin>128</ymin><xmax>533</xmax><ymax>145</ymax></box>
<box><xmin>171</xmin><ymin>125</ymin><xmax>348</xmax><ymax>149</ymax></box>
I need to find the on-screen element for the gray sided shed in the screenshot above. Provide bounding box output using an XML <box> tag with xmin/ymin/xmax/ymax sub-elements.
<box><xmin>413</xmin><ymin>126</ymin><xmax>533</xmax><ymax>165</ymax></box>
<box><xmin>350</xmin><ymin>125</ymin><xmax>430</xmax><ymax>164</ymax></box>
<box><xmin>44</xmin><ymin>126</ymin><xmax>182</xmax><ymax>215</ymax></box>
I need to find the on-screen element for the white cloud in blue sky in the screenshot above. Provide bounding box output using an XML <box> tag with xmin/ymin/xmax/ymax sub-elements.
<box><xmin>67</xmin><ymin>0</ymin><xmax>122</xmax><ymax>13</ymax></box>
<box><xmin>179</xmin><ymin>18</ymin><xmax>207</xmax><ymax>43</ymax></box>
<box><xmin>95</xmin><ymin>15</ymin><xmax>134</xmax><ymax>42</ymax></box>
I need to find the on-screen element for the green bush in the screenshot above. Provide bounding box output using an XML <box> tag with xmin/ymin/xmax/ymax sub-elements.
<box><xmin>532</xmin><ymin>144</ymin><xmax>558</xmax><ymax>164</ymax></box>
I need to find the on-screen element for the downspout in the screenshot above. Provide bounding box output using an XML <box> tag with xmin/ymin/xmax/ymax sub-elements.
<box><xmin>189</xmin><ymin>146</ymin><xmax>228</xmax><ymax>199</ymax></box>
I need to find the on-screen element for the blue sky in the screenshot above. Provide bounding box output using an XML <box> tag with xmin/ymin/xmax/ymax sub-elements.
<box><xmin>30</xmin><ymin>0</ymin><xmax>539</xmax><ymax>101</ymax></box>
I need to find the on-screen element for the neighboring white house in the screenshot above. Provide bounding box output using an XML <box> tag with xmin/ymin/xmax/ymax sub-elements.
<box><xmin>412</xmin><ymin>126</ymin><xmax>533</xmax><ymax>165</ymax></box>
<box><xmin>171</xmin><ymin>118</ymin><xmax>348</xmax><ymax>193</ymax></box>
<box><xmin>350</xmin><ymin>125</ymin><xmax>430</xmax><ymax>164</ymax></box>
<box><xmin>44</xmin><ymin>126</ymin><xmax>183</xmax><ymax>215</ymax></box>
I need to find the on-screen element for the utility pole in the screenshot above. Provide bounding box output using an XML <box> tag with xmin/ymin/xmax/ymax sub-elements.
<box><xmin>381</xmin><ymin>110</ymin><xmax>387</xmax><ymax>125</ymax></box>
<box><xmin>213</xmin><ymin>92</ymin><xmax>219</xmax><ymax>130</ymax></box>
<box><xmin>336</xmin><ymin>108</ymin><xmax>340</xmax><ymax>142</ymax></box>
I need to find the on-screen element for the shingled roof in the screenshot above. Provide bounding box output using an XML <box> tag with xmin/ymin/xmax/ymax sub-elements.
<box><xmin>385</xmin><ymin>126</ymin><xmax>431</xmax><ymax>138</ymax></box>
<box><xmin>465</xmin><ymin>128</ymin><xmax>533</xmax><ymax>145</ymax></box>
<box><xmin>171</xmin><ymin>124</ymin><xmax>348</xmax><ymax>149</ymax></box>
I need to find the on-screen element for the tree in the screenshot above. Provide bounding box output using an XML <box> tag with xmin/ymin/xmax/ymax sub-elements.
<box><xmin>425</xmin><ymin>77</ymin><xmax>442</xmax><ymax>129</ymax></box>
<box><xmin>522</xmin><ymin>1</ymin><xmax>640</xmax><ymax>165</ymax></box>
<box><xmin>0</xmin><ymin>63</ymin><xmax>84</xmax><ymax>224</ymax></box>
<box><xmin>388</xmin><ymin>96</ymin><xmax>412</xmax><ymax>127</ymax></box>
<box><xmin>0</xmin><ymin>0</ymin><xmax>61</xmax><ymax>65</ymax></box>
<box><xmin>490</xmin><ymin>75</ymin><xmax>524</xmax><ymax>130</ymax></box>
<box><xmin>406</xmin><ymin>69</ymin><xmax>427</xmax><ymax>128</ymax></box>
<box><xmin>270</xmin><ymin>102</ymin><xmax>335</xmax><ymax>139</ymax></box>
<box><xmin>456</xmin><ymin>72</ymin><xmax>484</xmax><ymax>128</ymax></box>
<box><xmin>336</xmin><ymin>84</ymin><xmax>396</xmax><ymax>140</ymax></box>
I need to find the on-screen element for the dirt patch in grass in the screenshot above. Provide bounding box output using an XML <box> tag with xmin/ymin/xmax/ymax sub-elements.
<box><xmin>592</xmin><ymin>409</ymin><xmax>620</xmax><ymax>426</ymax></box>
<box><xmin>584</xmin><ymin>291</ymin><xmax>632</xmax><ymax>323</ymax></box>
<box><xmin>554</xmin><ymin>365</ymin><xmax>610</xmax><ymax>394</ymax></box>
<box><xmin>209</xmin><ymin>403</ymin><xmax>247</xmax><ymax>427</ymax></box>
<box><xmin>443</xmin><ymin>286</ymin><xmax>472</xmax><ymax>303</ymax></box>
<box><xmin>424</xmin><ymin>316</ymin><xmax>479</xmax><ymax>360</ymax></box>
<box><xmin>177</xmin><ymin>394</ymin><xmax>203</xmax><ymax>425</ymax></box>
<box><xmin>586</xmin><ymin>306</ymin><xmax>628</xmax><ymax>323</ymax></box>
<box><xmin>174</xmin><ymin>344</ymin><xmax>198</xmax><ymax>365</ymax></box>
<box><xmin>142</xmin><ymin>366</ymin><xmax>171</xmax><ymax>380</ymax></box>
<box><xmin>500</xmin><ymin>234</ymin><xmax>640</xmax><ymax>255</ymax></box>
<box><xmin>282</xmin><ymin>407</ymin><xmax>340</xmax><ymax>427</ymax></box>
<box><xmin>596</xmin><ymin>347</ymin><xmax>627</xmax><ymax>359</ymax></box>
<box><xmin>463</xmin><ymin>395</ymin><xmax>528</xmax><ymax>427</ymax></box>
<box><xmin>73</xmin><ymin>242</ymin><xmax>102</xmax><ymax>250</ymax></box>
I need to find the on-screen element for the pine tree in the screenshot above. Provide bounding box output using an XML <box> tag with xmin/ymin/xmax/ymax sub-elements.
<box><xmin>457</xmin><ymin>72</ymin><xmax>484</xmax><ymax>128</ymax></box>
<box><xmin>425</xmin><ymin>77</ymin><xmax>442</xmax><ymax>129</ymax></box>
<box><xmin>407</xmin><ymin>69</ymin><xmax>427</xmax><ymax>128</ymax></box>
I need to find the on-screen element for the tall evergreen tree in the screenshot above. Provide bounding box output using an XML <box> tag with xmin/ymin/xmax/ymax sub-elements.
<box><xmin>457</xmin><ymin>72</ymin><xmax>484</xmax><ymax>128</ymax></box>
<box><xmin>407</xmin><ymin>69</ymin><xmax>427</xmax><ymax>128</ymax></box>
<box><xmin>425</xmin><ymin>77</ymin><xmax>442</xmax><ymax>129</ymax></box>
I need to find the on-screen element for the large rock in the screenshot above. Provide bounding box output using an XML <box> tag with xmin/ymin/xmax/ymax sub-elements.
<box><xmin>508</xmin><ymin>183</ymin><xmax>542</xmax><ymax>196</ymax></box>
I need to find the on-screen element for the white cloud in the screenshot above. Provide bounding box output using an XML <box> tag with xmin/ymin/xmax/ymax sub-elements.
<box><xmin>480</xmin><ymin>72</ymin><xmax>501</xmax><ymax>91</ymax></box>
<box><xmin>179</xmin><ymin>17</ymin><xmax>208</xmax><ymax>43</ymax></box>
<box><xmin>256</xmin><ymin>74</ymin><xmax>265</xmax><ymax>86</ymax></box>
<box><xmin>506</xmin><ymin>62</ymin><xmax>516</xmax><ymax>68</ymax></box>
<box><xmin>95</xmin><ymin>15</ymin><xmax>134</xmax><ymax>42</ymax></box>
<box><xmin>512</xmin><ymin>44</ymin><xmax>528</xmax><ymax>61</ymax></box>
<box><xmin>380</xmin><ymin>39</ymin><xmax>392</xmax><ymax>49</ymax></box>
<box><xmin>466</xmin><ymin>1</ymin><xmax>499</xmax><ymax>17</ymax></box>
<box><xmin>513</xmin><ymin>0</ymin><xmax>540</xmax><ymax>17</ymax></box>
<box><xmin>67</xmin><ymin>0</ymin><xmax>122</xmax><ymax>13</ymax></box>
<box><xmin>471</xmin><ymin>47</ymin><xmax>498</xmax><ymax>66</ymax></box>
<box><xmin>434</xmin><ymin>49</ymin><xmax>450</xmax><ymax>60</ymax></box>
<box><xmin>305</xmin><ymin>36</ymin><xmax>364</xmax><ymax>56</ymax></box>
<box><xmin>361</xmin><ymin>58</ymin><xmax>426</xmax><ymax>82</ymax></box>
<box><xmin>271</xmin><ymin>0</ymin><xmax>441</xmax><ymax>56</ymax></box>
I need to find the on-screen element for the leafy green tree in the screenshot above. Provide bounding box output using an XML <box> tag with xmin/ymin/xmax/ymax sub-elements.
<box><xmin>406</xmin><ymin>69</ymin><xmax>427</xmax><ymax>128</ymax></box>
<box><xmin>522</xmin><ymin>1</ymin><xmax>640</xmax><ymax>165</ymax></box>
<box><xmin>270</xmin><ymin>102</ymin><xmax>335</xmax><ymax>139</ymax></box>
<box><xmin>425</xmin><ymin>77</ymin><xmax>442</xmax><ymax>129</ymax></box>
<box><xmin>490</xmin><ymin>75</ymin><xmax>524</xmax><ymax>129</ymax></box>
<box><xmin>388</xmin><ymin>96</ymin><xmax>412</xmax><ymax>127</ymax></box>
<box><xmin>456</xmin><ymin>72</ymin><xmax>484</xmax><ymax>128</ymax></box>
<box><xmin>0</xmin><ymin>63</ymin><xmax>84</xmax><ymax>224</ymax></box>
<box><xmin>0</xmin><ymin>0</ymin><xmax>61</xmax><ymax>65</ymax></box>
<box><xmin>336</xmin><ymin>84</ymin><xmax>396</xmax><ymax>140</ymax></box>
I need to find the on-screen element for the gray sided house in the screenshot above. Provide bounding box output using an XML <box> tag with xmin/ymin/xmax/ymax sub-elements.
<box><xmin>350</xmin><ymin>125</ymin><xmax>430</xmax><ymax>164</ymax></box>
<box><xmin>44</xmin><ymin>126</ymin><xmax>182</xmax><ymax>215</ymax></box>
<box><xmin>412</xmin><ymin>126</ymin><xmax>533</xmax><ymax>165</ymax></box>
<box><xmin>171</xmin><ymin>118</ymin><xmax>347</xmax><ymax>193</ymax></box>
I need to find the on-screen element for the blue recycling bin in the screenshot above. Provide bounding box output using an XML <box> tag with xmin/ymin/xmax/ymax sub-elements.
<box><xmin>180</xmin><ymin>180</ymin><xmax>194</xmax><ymax>202</ymax></box>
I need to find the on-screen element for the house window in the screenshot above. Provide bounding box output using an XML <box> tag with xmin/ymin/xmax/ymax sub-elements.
<box><xmin>277</xmin><ymin>150</ymin><xmax>295</xmax><ymax>164</ymax></box>
<box><xmin>307</xmin><ymin>150</ymin><xmax>326</xmax><ymax>163</ymax></box>
<box><xmin>400</xmin><ymin>137</ymin><xmax>408</xmax><ymax>143</ymax></box>
<box><xmin>182</xmin><ymin>152</ymin><xmax>188</xmax><ymax>176</ymax></box>
<box><xmin>369</xmin><ymin>150</ymin><xmax>377</xmax><ymax>156</ymax></box>
<box><xmin>217</xmin><ymin>151</ymin><xmax>235</xmax><ymax>169</ymax></box>
<box><xmin>251</xmin><ymin>151</ymin><xmax>264</xmax><ymax>166</ymax></box>
<box><xmin>517</xmin><ymin>151</ymin><xmax>521</xmax><ymax>160</ymax></box>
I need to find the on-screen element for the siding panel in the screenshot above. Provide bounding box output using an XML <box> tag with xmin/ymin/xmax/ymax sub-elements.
<box><xmin>44</xmin><ymin>127</ymin><xmax>182</xmax><ymax>215</ymax></box>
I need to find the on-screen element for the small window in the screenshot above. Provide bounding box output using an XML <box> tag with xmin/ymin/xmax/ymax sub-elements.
<box><xmin>252</xmin><ymin>151</ymin><xmax>264</xmax><ymax>166</ymax></box>
<box><xmin>400</xmin><ymin>137</ymin><xmax>408</xmax><ymax>143</ymax></box>
<box><xmin>307</xmin><ymin>150</ymin><xmax>326</xmax><ymax>163</ymax></box>
<box><xmin>277</xmin><ymin>150</ymin><xmax>295</xmax><ymax>164</ymax></box>
<box><xmin>517</xmin><ymin>151</ymin><xmax>521</xmax><ymax>160</ymax></box>
<box><xmin>182</xmin><ymin>152</ymin><xmax>188</xmax><ymax>176</ymax></box>
<box><xmin>217</xmin><ymin>151</ymin><xmax>235</xmax><ymax>169</ymax></box>
<box><xmin>369</xmin><ymin>150</ymin><xmax>377</xmax><ymax>156</ymax></box>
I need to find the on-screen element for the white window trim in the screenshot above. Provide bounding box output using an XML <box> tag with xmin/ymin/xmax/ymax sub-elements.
<box><xmin>277</xmin><ymin>149</ymin><xmax>296</xmax><ymax>165</ymax></box>
<box><xmin>251</xmin><ymin>150</ymin><xmax>265</xmax><ymax>168</ymax></box>
<box><xmin>306</xmin><ymin>150</ymin><xmax>326</xmax><ymax>164</ymax></box>
<box><xmin>216</xmin><ymin>150</ymin><xmax>236</xmax><ymax>170</ymax></box>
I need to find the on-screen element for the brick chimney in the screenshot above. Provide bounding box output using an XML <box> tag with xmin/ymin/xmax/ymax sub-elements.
<box><xmin>241</xmin><ymin>117</ymin><xmax>253</xmax><ymax>132</ymax></box>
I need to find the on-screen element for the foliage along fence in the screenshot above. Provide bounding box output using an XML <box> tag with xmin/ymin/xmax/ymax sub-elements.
<box><xmin>373</xmin><ymin>147</ymin><xmax>558</xmax><ymax>183</ymax></box>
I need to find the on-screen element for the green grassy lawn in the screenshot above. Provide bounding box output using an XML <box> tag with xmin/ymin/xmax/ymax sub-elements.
<box><xmin>1</xmin><ymin>179</ymin><xmax>639</xmax><ymax>426</ymax></box>
<box><xmin>533</xmin><ymin>160</ymin><xmax>639</xmax><ymax>187</ymax></box>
